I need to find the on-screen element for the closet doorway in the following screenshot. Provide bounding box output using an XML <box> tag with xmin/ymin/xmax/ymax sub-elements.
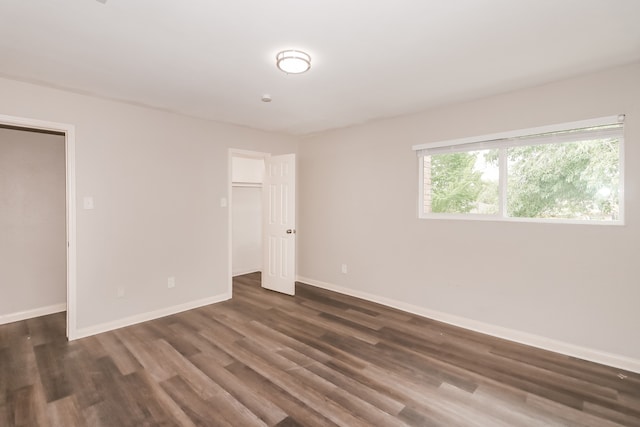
<box><xmin>0</xmin><ymin>113</ymin><xmax>77</xmax><ymax>339</ymax></box>
<box><xmin>228</xmin><ymin>149</ymin><xmax>297</xmax><ymax>296</ymax></box>
<box><xmin>229</xmin><ymin>150</ymin><xmax>267</xmax><ymax>282</ymax></box>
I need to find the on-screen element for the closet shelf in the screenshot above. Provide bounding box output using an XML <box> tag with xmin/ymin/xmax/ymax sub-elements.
<box><xmin>232</xmin><ymin>182</ymin><xmax>262</xmax><ymax>188</ymax></box>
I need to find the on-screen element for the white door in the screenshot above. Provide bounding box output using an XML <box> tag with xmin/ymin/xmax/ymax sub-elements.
<box><xmin>262</xmin><ymin>154</ymin><xmax>296</xmax><ymax>295</ymax></box>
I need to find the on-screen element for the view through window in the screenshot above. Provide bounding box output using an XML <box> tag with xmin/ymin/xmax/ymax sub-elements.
<box><xmin>417</xmin><ymin>118</ymin><xmax>624</xmax><ymax>223</ymax></box>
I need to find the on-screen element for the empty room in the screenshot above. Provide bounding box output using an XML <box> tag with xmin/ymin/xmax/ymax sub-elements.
<box><xmin>1</xmin><ymin>1</ymin><xmax>639</xmax><ymax>426</ymax></box>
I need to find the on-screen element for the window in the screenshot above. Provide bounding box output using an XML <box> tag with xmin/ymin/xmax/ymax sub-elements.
<box><xmin>413</xmin><ymin>116</ymin><xmax>625</xmax><ymax>224</ymax></box>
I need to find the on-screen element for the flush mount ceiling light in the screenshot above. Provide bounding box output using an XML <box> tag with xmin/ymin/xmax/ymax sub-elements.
<box><xmin>276</xmin><ymin>50</ymin><xmax>311</xmax><ymax>74</ymax></box>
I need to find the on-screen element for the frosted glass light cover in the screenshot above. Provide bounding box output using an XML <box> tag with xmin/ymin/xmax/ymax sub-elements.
<box><xmin>276</xmin><ymin>50</ymin><xmax>311</xmax><ymax>74</ymax></box>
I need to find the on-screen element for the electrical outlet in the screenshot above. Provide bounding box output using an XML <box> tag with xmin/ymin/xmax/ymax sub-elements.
<box><xmin>116</xmin><ymin>286</ymin><xmax>125</xmax><ymax>298</ymax></box>
<box><xmin>341</xmin><ymin>264</ymin><xmax>348</xmax><ymax>274</ymax></box>
<box><xmin>168</xmin><ymin>276</ymin><xmax>176</xmax><ymax>288</ymax></box>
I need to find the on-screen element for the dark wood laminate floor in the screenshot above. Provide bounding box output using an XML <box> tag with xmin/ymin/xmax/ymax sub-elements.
<box><xmin>1</xmin><ymin>273</ymin><xmax>639</xmax><ymax>426</ymax></box>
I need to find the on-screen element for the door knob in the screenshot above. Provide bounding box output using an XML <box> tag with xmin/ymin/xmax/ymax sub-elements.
<box><xmin>286</xmin><ymin>229</ymin><xmax>296</xmax><ymax>234</ymax></box>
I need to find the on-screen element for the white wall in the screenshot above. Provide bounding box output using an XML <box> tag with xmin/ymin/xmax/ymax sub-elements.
<box><xmin>0</xmin><ymin>77</ymin><xmax>296</xmax><ymax>334</ymax></box>
<box><xmin>232</xmin><ymin>157</ymin><xmax>264</xmax><ymax>183</ymax></box>
<box><xmin>232</xmin><ymin>186</ymin><xmax>262</xmax><ymax>276</ymax></box>
<box><xmin>297</xmin><ymin>63</ymin><xmax>640</xmax><ymax>367</ymax></box>
<box><xmin>0</xmin><ymin>128</ymin><xmax>66</xmax><ymax>318</ymax></box>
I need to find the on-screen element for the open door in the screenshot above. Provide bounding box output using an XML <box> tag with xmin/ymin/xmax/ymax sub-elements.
<box><xmin>262</xmin><ymin>154</ymin><xmax>296</xmax><ymax>295</ymax></box>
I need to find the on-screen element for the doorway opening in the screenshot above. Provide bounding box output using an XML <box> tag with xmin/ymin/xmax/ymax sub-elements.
<box><xmin>227</xmin><ymin>149</ymin><xmax>297</xmax><ymax>297</ymax></box>
<box><xmin>228</xmin><ymin>149</ymin><xmax>268</xmax><ymax>296</ymax></box>
<box><xmin>0</xmin><ymin>114</ymin><xmax>76</xmax><ymax>339</ymax></box>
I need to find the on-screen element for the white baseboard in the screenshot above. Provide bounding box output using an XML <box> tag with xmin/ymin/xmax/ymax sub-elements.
<box><xmin>296</xmin><ymin>276</ymin><xmax>640</xmax><ymax>374</ymax></box>
<box><xmin>72</xmin><ymin>292</ymin><xmax>231</xmax><ymax>340</ymax></box>
<box><xmin>232</xmin><ymin>269</ymin><xmax>261</xmax><ymax>277</ymax></box>
<box><xmin>0</xmin><ymin>303</ymin><xmax>67</xmax><ymax>325</ymax></box>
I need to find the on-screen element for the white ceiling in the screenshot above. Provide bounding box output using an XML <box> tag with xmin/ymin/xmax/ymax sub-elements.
<box><xmin>1</xmin><ymin>1</ymin><xmax>639</xmax><ymax>135</ymax></box>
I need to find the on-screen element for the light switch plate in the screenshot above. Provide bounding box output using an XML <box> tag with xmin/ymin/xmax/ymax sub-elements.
<box><xmin>83</xmin><ymin>197</ymin><xmax>94</xmax><ymax>210</ymax></box>
<box><xmin>220</xmin><ymin>197</ymin><xmax>228</xmax><ymax>208</ymax></box>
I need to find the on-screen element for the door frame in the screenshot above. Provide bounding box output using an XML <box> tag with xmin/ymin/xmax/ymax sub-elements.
<box><xmin>227</xmin><ymin>148</ymin><xmax>269</xmax><ymax>296</ymax></box>
<box><xmin>0</xmin><ymin>113</ymin><xmax>77</xmax><ymax>339</ymax></box>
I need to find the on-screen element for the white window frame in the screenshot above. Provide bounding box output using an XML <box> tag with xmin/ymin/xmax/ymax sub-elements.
<box><xmin>413</xmin><ymin>115</ymin><xmax>625</xmax><ymax>225</ymax></box>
